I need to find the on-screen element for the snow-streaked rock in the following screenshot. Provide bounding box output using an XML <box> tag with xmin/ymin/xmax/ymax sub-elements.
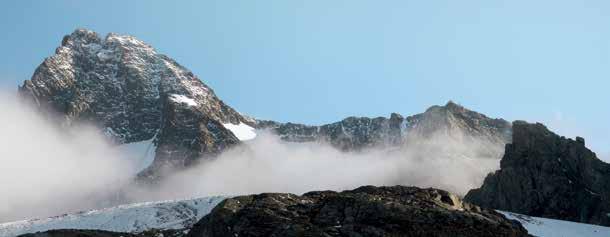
<box><xmin>19</xmin><ymin>29</ymin><xmax>255</xmax><ymax>177</ymax></box>
<box><xmin>0</xmin><ymin>197</ymin><xmax>226</xmax><ymax>237</ymax></box>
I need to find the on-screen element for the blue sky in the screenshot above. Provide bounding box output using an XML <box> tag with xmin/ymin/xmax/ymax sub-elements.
<box><xmin>1</xmin><ymin>0</ymin><xmax>609</xmax><ymax>157</ymax></box>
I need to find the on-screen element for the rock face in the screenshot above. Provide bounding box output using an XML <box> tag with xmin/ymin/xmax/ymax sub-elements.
<box><xmin>19</xmin><ymin>29</ymin><xmax>253</xmax><ymax>177</ymax></box>
<box><xmin>258</xmin><ymin>101</ymin><xmax>512</xmax><ymax>153</ymax></box>
<box><xmin>188</xmin><ymin>186</ymin><xmax>530</xmax><ymax>237</ymax></box>
<box><xmin>465</xmin><ymin>121</ymin><xmax>610</xmax><ymax>226</ymax></box>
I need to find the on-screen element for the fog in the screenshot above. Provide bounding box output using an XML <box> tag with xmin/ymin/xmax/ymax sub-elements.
<box><xmin>0</xmin><ymin>91</ymin><xmax>501</xmax><ymax>223</ymax></box>
<box><xmin>0</xmin><ymin>92</ymin><xmax>135</xmax><ymax>222</ymax></box>
<box><xmin>131</xmin><ymin>132</ymin><xmax>502</xmax><ymax>202</ymax></box>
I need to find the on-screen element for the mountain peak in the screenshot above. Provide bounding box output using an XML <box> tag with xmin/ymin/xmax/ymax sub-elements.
<box><xmin>20</xmin><ymin>29</ymin><xmax>253</xmax><ymax>177</ymax></box>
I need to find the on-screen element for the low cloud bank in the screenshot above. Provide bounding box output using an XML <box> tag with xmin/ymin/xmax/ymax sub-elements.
<box><xmin>0</xmin><ymin>91</ymin><xmax>501</xmax><ymax>223</ymax></box>
<box><xmin>0</xmin><ymin>92</ymin><xmax>135</xmax><ymax>222</ymax></box>
<box><xmin>132</xmin><ymin>131</ymin><xmax>501</xmax><ymax>202</ymax></box>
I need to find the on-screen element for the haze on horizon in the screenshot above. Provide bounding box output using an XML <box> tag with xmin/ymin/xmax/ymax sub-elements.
<box><xmin>1</xmin><ymin>0</ymin><xmax>608</xmax><ymax>158</ymax></box>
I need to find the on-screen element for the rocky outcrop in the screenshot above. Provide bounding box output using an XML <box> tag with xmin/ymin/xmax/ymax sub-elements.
<box><xmin>465</xmin><ymin>121</ymin><xmax>610</xmax><ymax>226</ymax></box>
<box><xmin>19</xmin><ymin>29</ymin><xmax>252</xmax><ymax>176</ymax></box>
<box><xmin>188</xmin><ymin>185</ymin><xmax>530</xmax><ymax>237</ymax></box>
<box><xmin>258</xmin><ymin>101</ymin><xmax>511</xmax><ymax>155</ymax></box>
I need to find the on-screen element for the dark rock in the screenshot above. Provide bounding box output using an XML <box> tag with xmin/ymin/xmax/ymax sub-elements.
<box><xmin>188</xmin><ymin>185</ymin><xmax>530</xmax><ymax>237</ymax></box>
<box><xmin>465</xmin><ymin>121</ymin><xmax>610</xmax><ymax>226</ymax></box>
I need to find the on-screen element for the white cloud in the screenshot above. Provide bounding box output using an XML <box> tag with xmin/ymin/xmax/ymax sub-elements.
<box><xmin>131</xmin><ymin>131</ymin><xmax>501</xmax><ymax>202</ymax></box>
<box><xmin>0</xmin><ymin>92</ymin><xmax>135</xmax><ymax>222</ymax></box>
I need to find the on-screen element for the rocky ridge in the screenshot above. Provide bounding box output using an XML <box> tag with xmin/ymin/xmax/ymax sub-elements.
<box><xmin>465</xmin><ymin>121</ymin><xmax>610</xmax><ymax>226</ymax></box>
<box><xmin>257</xmin><ymin>101</ymin><xmax>512</xmax><ymax>153</ymax></box>
<box><xmin>187</xmin><ymin>185</ymin><xmax>530</xmax><ymax>237</ymax></box>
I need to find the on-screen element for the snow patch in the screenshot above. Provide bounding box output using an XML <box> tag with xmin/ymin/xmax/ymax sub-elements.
<box><xmin>500</xmin><ymin>211</ymin><xmax>610</xmax><ymax>237</ymax></box>
<box><xmin>169</xmin><ymin>94</ymin><xmax>197</xmax><ymax>106</ymax></box>
<box><xmin>0</xmin><ymin>196</ymin><xmax>226</xmax><ymax>237</ymax></box>
<box><xmin>222</xmin><ymin>122</ymin><xmax>257</xmax><ymax>141</ymax></box>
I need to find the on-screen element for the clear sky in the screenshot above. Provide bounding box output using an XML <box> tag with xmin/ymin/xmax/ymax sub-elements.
<box><xmin>1</xmin><ymin>0</ymin><xmax>609</xmax><ymax>157</ymax></box>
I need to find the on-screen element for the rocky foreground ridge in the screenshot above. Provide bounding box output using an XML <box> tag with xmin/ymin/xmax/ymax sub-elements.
<box><xmin>465</xmin><ymin>121</ymin><xmax>610</xmax><ymax>227</ymax></box>
<box><xmin>17</xmin><ymin>186</ymin><xmax>530</xmax><ymax>237</ymax></box>
<box><xmin>189</xmin><ymin>185</ymin><xmax>529</xmax><ymax>237</ymax></box>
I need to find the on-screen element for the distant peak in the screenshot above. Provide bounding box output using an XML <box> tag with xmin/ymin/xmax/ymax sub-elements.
<box><xmin>445</xmin><ymin>100</ymin><xmax>460</xmax><ymax>107</ymax></box>
<box><xmin>422</xmin><ymin>100</ymin><xmax>464</xmax><ymax>114</ymax></box>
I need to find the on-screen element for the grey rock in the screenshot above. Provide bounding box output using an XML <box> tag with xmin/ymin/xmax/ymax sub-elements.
<box><xmin>19</xmin><ymin>29</ymin><xmax>253</xmax><ymax>176</ymax></box>
<box><xmin>258</xmin><ymin>101</ymin><xmax>511</xmax><ymax>154</ymax></box>
<box><xmin>465</xmin><ymin>121</ymin><xmax>610</xmax><ymax>226</ymax></box>
<box><xmin>188</xmin><ymin>185</ymin><xmax>530</xmax><ymax>237</ymax></box>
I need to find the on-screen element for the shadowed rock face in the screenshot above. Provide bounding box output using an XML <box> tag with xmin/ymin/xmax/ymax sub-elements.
<box><xmin>188</xmin><ymin>185</ymin><xmax>530</xmax><ymax>237</ymax></box>
<box><xmin>465</xmin><ymin>121</ymin><xmax>610</xmax><ymax>226</ymax></box>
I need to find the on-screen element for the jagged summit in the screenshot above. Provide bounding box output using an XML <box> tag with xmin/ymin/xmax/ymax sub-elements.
<box><xmin>21</xmin><ymin>29</ymin><xmax>253</xmax><ymax>143</ymax></box>
<box><xmin>19</xmin><ymin>29</ymin><xmax>254</xmax><ymax>177</ymax></box>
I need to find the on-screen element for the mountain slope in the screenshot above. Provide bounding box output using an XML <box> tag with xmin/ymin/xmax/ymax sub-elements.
<box><xmin>465</xmin><ymin>121</ymin><xmax>610</xmax><ymax>226</ymax></box>
<box><xmin>19</xmin><ymin>29</ymin><xmax>255</xmax><ymax>177</ymax></box>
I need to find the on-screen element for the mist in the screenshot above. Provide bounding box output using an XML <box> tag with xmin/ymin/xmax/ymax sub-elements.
<box><xmin>131</xmin><ymin>132</ymin><xmax>501</xmax><ymax>202</ymax></box>
<box><xmin>0</xmin><ymin>91</ymin><xmax>502</xmax><ymax>223</ymax></box>
<box><xmin>0</xmin><ymin>92</ymin><xmax>135</xmax><ymax>222</ymax></box>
